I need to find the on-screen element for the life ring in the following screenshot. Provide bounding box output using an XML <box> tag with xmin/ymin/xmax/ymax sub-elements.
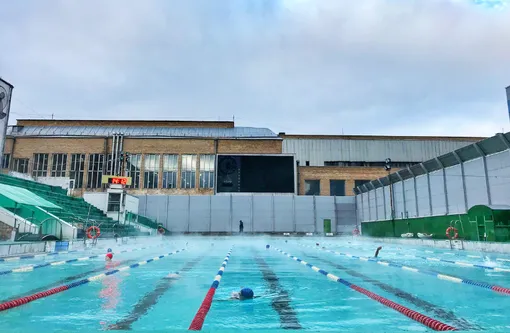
<box><xmin>446</xmin><ymin>226</ymin><xmax>458</xmax><ymax>240</ymax></box>
<box><xmin>86</xmin><ymin>226</ymin><xmax>101</xmax><ymax>239</ymax></box>
<box><xmin>353</xmin><ymin>227</ymin><xmax>360</xmax><ymax>236</ymax></box>
<box><xmin>157</xmin><ymin>227</ymin><xmax>165</xmax><ymax>235</ymax></box>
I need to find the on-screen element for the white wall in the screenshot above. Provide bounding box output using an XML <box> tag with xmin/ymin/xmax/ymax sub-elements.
<box><xmin>384</xmin><ymin>186</ymin><xmax>391</xmax><ymax>220</ymax></box>
<box><xmin>415</xmin><ymin>174</ymin><xmax>430</xmax><ymax>217</ymax></box>
<box><xmin>464</xmin><ymin>158</ymin><xmax>488</xmax><ymax>207</ymax></box>
<box><xmin>393</xmin><ymin>182</ymin><xmax>404</xmax><ymax>219</ymax></box>
<box><xmin>125</xmin><ymin>194</ymin><xmax>139</xmax><ymax>215</ymax></box>
<box><xmin>404</xmin><ymin>178</ymin><xmax>416</xmax><ymax>218</ymax></box>
<box><xmin>357</xmin><ymin>148</ymin><xmax>510</xmax><ymax>222</ymax></box>
<box><xmin>139</xmin><ymin>194</ymin><xmax>356</xmax><ymax>234</ymax></box>
<box><xmin>445</xmin><ymin>164</ymin><xmax>465</xmax><ymax>214</ymax></box>
<box><xmin>368</xmin><ymin>190</ymin><xmax>377</xmax><ymax>221</ymax></box>
<box><xmin>429</xmin><ymin>170</ymin><xmax>446</xmax><ymax>215</ymax></box>
<box><xmin>486</xmin><ymin>151</ymin><xmax>510</xmax><ymax>205</ymax></box>
<box><xmin>83</xmin><ymin>192</ymin><xmax>107</xmax><ymax>213</ymax></box>
<box><xmin>375</xmin><ymin>187</ymin><xmax>385</xmax><ymax>221</ymax></box>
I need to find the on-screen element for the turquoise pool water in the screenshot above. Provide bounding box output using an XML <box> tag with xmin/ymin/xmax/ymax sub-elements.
<box><xmin>1</xmin><ymin>237</ymin><xmax>510</xmax><ymax>332</ymax></box>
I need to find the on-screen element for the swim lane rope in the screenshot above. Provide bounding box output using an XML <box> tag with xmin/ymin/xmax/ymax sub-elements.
<box><xmin>322</xmin><ymin>242</ymin><xmax>510</xmax><ymax>272</ymax></box>
<box><xmin>0</xmin><ymin>248</ymin><xmax>185</xmax><ymax>312</ymax></box>
<box><xmin>0</xmin><ymin>244</ymin><xmax>167</xmax><ymax>276</ymax></box>
<box><xmin>300</xmin><ymin>244</ymin><xmax>510</xmax><ymax>296</ymax></box>
<box><xmin>272</xmin><ymin>247</ymin><xmax>456</xmax><ymax>331</ymax></box>
<box><xmin>0</xmin><ymin>250</ymin><xmax>78</xmax><ymax>262</ymax></box>
<box><xmin>188</xmin><ymin>248</ymin><xmax>233</xmax><ymax>331</ymax></box>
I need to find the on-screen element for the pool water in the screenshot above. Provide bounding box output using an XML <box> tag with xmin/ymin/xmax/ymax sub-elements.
<box><xmin>1</xmin><ymin>236</ymin><xmax>510</xmax><ymax>332</ymax></box>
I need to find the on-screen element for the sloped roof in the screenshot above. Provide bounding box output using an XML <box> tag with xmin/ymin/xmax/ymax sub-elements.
<box><xmin>7</xmin><ymin>125</ymin><xmax>279</xmax><ymax>139</ymax></box>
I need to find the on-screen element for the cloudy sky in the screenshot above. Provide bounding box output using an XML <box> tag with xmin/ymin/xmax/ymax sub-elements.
<box><xmin>1</xmin><ymin>0</ymin><xmax>510</xmax><ymax>136</ymax></box>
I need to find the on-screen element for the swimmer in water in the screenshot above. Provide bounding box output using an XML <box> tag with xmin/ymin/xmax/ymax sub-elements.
<box><xmin>165</xmin><ymin>272</ymin><xmax>181</xmax><ymax>279</ymax></box>
<box><xmin>230</xmin><ymin>287</ymin><xmax>260</xmax><ymax>300</ymax></box>
<box><xmin>105</xmin><ymin>253</ymin><xmax>113</xmax><ymax>261</ymax></box>
<box><xmin>374</xmin><ymin>246</ymin><xmax>382</xmax><ymax>258</ymax></box>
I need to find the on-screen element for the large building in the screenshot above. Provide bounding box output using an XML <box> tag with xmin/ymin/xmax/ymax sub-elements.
<box><xmin>1</xmin><ymin>119</ymin><xmax>484</xmax><ymax>197</ymax></box>
<box><xmin>281</xmin><ymin>133</ymin><xmax>484</xmax><ymax>196</ymax></box>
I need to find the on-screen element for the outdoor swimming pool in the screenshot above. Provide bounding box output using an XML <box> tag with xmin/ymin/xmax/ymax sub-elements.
<box><xmin>1</xmin><ymin>236</ymin><xmax>510</xmax><ymax>332</ymax></box>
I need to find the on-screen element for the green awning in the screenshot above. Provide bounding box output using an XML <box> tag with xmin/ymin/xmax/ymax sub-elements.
<box><xmin>0</xmin><ymin>183</ymin><xmax>61</xmax><ymax>209</ymax></box>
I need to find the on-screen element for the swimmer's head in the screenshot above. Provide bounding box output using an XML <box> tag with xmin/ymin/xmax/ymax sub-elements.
<box><xmin>107</xmin><ymin>248</ymin><xmax>112</xmax><ymax>253</ymax></box>
<box><xmin>239</xmin><ymin>287</ymin><xmax>254</xmax><ymax>300</ymax></box>
<box><xmin>105</xmin><ymin>253</ymin><xmax>113</xmax><ymax>261</ymax></box>
<box><xmin>266</xmin><ymin>245</ymin><xmax>270</xmax><ymax>249</ymax></box>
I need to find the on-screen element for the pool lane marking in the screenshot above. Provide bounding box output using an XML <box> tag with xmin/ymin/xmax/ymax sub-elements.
<box><xmin>321</xmin><ymin>242</ymin><xmax>510</xmax><ymax>262</ymax></box>
<box><xmin>305</xmin><ymin>253</ymin><xmax>481</xmax><ymax>331</ymax></box>
<box><xmin>0</xmin><ymin>258</ymin><xmax>141</xmax><ymax>304</ymax></box>
<box><xmin>0</xmin><ymin>248</ymin><xmax>186</xmax><ymax>312</ymax></box>
<box><xmin>0</xmin><ymin>251</ymin><xmax>77</xmax><ymax>262</ymax></box>
<box><xmin>396</xmin><ymin>253</ymin><xmax>510</xmax><ymax>273</ymax></box>
<box><xmin>272</xmin><ymin>247</ymin><xmax>456</xmax><ymax>331</ymax></box>
<box><xmin>107</xmin><ymin>256</ymin><xmax>204</xmax><ymax>330</ymax></box>
<box><xmin>0</xmin><ymin>244</ymin><xmax>169</xmax><ymax>276</ymax></box>
<box><xmin>188</xmin><ymin>248</ymin><xmax>233</xmax><ymax>331</ymax></box>
<box><xmin>0</xmin><ymin>243</ymin><xmax>169</xmax><ymax>262</ymax></box>
<box><xmin>300</xmin><ymin>244</ymin><xmax>510</xmax><ymax>296</ymax></box>
<box><xmin>253</xmin><ymin>251</ymin><xmax>301</xmax><ymax>330</ymax></box>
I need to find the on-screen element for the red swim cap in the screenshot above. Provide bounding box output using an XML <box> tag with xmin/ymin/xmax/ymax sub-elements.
<box><xmin>106</xmin><ymin>253</ymin><xmax>113</xmax><ymax>259</ymax></box>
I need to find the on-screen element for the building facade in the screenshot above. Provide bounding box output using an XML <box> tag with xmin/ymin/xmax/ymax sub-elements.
<box><xmin>1</xmin><ymin>119</ymin><xmax>484</xmax><ymax>197</ymax></box>
<box><xmin>2</xmin><ymin>119</ymin><xmax>282</xmax><ymax>196</ymax></box>
<box><xmin>281</xmin><ymin>134</ymin><xmax>484</xmax><ymax>196</ymax></box>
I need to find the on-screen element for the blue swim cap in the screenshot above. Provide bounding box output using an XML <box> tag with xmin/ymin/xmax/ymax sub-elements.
<box><xmin>240</xmin><ymin>288</ymin><xmax>254</xmax><ymax>299</ymax></box>
<box><xmin>107</xmin><ymin>248</ymin><xmax>112</xmax><ymax>253</ymax></box>
<box><xmin>266</xmin><ymin>245</ymin><xmax>270</xmax><ymax>249</ymax></box>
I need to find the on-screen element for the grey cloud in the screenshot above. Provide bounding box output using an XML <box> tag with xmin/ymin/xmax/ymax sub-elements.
<box><xmin>1</xmin><ymin>0</ymin><xmax>510</xmax><ymax>136</ymax></box>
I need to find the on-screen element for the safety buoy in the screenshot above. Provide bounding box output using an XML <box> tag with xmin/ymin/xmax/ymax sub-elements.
<box><xmin>446</xmin><ymin>226</ymin><xmax>458</xmax><ymax>240</ymax></box>
<box><xmin>157</xmin><ymin>227</ymin><xmax>165</xmax><ymax>235</ymax></box>
<box><xmin>353</xmin><ymin>227</ymin><xmax>360</xmax><ymax>236</ymax></box>
<box><xmin>86</xmin><ymin>226</ymin><xmax>101</xmax><ymax>239</ymax></box>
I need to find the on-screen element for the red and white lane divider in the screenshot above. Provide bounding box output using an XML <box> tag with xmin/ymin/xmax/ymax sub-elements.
<box><xmin>188</xmin><ymin>248</ymin><xmax>233</xmax><ymax>331</ymax></box>
<box><xmin>273</xmin><ymin>247</ymin><xmax>457</xmax><ymax>331</ymax></box>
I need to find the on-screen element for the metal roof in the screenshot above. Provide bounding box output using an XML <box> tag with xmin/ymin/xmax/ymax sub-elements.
<box><xmin>354</xmin><ymin>132</ymin><xmax>510</xmax><ymax>195</ymax></box>
<box><xmin>7</xmin><ymin>125</ymin><xmax>279</xmax><ymax>139</ymax></box>
<box><xmin>282</xmin><ymin>138</ymin><xmax>479</xmax><ymax>165</ymax></box>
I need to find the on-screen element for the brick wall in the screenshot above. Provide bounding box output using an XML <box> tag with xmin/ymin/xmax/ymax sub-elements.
<box><xmin>298</xmin><ymin>166</ymin><xmax>392</xmax><ymax>196</ymax></box>
<box><xmin>3</xmin><ymin>137</ymin><xmax>283</xmax><ymax>195</ymax></box>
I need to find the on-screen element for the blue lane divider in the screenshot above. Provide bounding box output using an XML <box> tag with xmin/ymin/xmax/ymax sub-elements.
<box><xmin>0</xmin><ymin>251</ymin><xmax>78</xmax><ymax>262</ymax></box>
<box><xmin>0</xmin><ymin>254</ymin><xmax>100</xmax><ymax>276</ymax></box>
<box><xmin>321</xmin><ymin>242</ymin><xmax>510</xmax><ymax>273</ymax></box>
<box><xmin>299</xmin><ymin>244</ymin><xmax>510</xmax><ymax>296</ymax></box>
<box><xmin>0</xmin><ymin>248</ymin><xmax>186</xmax><ymax>312</ymax></box>
<box><xmin>0</xmin><ymin>244</ymin><xmax>166</xmax><ymax>276</ymax></box>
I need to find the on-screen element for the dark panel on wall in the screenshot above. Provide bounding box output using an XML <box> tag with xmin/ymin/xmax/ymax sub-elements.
<box><xmin>217</xmin><ymin>155</ymin><xmax>295</xmax><ymax>193</ymax></box>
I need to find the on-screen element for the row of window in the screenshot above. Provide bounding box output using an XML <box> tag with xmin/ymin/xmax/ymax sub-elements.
<box><xmin>3</xmin><ymin>153</ymin><xmax>215</xmax><ymax>190</ymax></box>
<box><xmin>304</xmin><ymin>179</ymin><xmax>370</xmax><ymax>196</ymax></box>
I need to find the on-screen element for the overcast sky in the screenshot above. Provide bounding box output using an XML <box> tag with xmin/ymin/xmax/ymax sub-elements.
<box><xmin>1</xmin><ymin>0</ymin><xmax>510</xmax><ymax>136</ymax></box>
